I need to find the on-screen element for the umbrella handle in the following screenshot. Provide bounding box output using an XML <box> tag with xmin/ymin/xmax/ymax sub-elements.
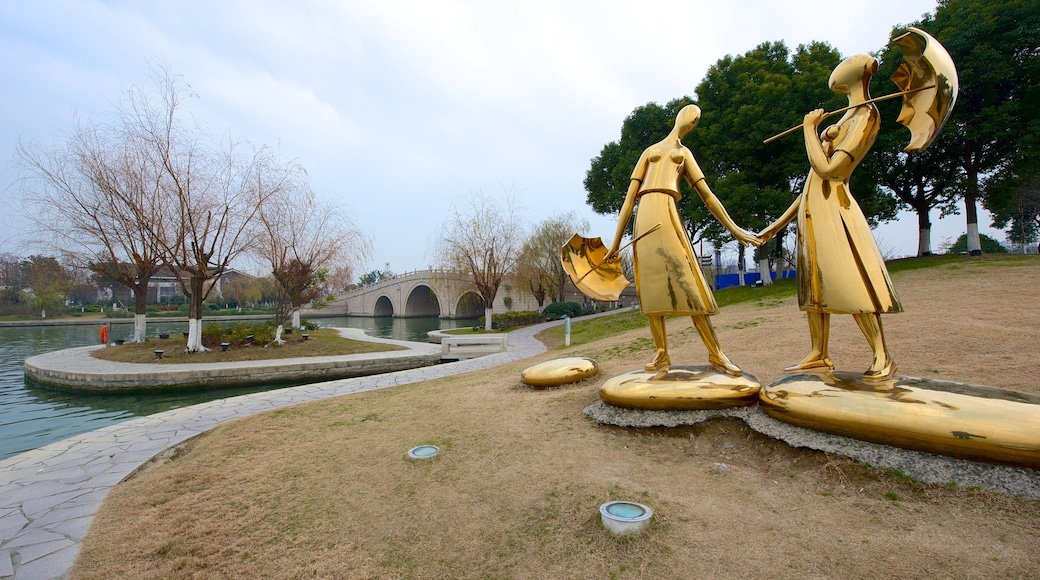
<box><xmin>575</xmin><ymin>223</ymin><xmax>661</xmax><ymax>284</ymax></box>
<box><xmin>762</xmin><ymin>84</ymin><xmax>935</xmax><ymax>144</ymax></box>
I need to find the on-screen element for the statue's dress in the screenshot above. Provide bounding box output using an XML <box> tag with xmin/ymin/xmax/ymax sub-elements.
<box><xmin>629</xmin><ymin>146</ymin><xmax>717</xmax><ymax>316</ymax></box>
<box><xmin>796</xmin><ymin>104</ymin><xmax>903</xmax><ymax>314</ymax></box>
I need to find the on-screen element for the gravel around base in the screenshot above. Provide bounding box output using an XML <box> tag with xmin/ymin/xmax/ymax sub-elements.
<box><xmin>583</xmin><ymin>400</ymin><xmax>1040</xmax><ymax>500</ymax></box>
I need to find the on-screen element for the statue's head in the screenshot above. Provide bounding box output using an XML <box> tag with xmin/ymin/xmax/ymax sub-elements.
<box><xmin>675</xmin><ymin>104</ymin><xmax>702</xmax><ymax>137</ymax></box>
<box><xmin>829</xmin><ymin>54</ymin><xmax>878</xmax><ymax>94</ymax></box>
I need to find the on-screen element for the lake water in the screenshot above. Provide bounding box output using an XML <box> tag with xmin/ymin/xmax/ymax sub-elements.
<box><xmin>0</xmin><ymin>316</ymin><xmax>475</xmax><ymax>461</ymax></box>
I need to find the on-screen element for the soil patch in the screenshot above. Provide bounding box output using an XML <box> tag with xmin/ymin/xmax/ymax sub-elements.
<box><xmin>71</xmin><ymin>256</ymin><xmax>1040</xmax><ymax>579</ymax></box>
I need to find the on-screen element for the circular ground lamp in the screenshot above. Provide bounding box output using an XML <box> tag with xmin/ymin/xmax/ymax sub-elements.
<box><xmin>407</xmin><ymin>445</ymin><xmax>439</xmax><ymax>459</ymax></box>
<box><xmin>599</xmin><ymin>501</ymin><xmax>653</xmax><ymax>536</ymax></box>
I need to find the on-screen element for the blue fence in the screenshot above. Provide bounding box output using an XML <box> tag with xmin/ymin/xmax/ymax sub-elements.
<box><xmin>714</xmin><ymin>270</ymin><xmax>796</xmax><ymax>291</ymax></box>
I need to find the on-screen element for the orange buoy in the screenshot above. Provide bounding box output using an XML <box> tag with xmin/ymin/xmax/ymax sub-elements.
<box><xmin>99</xmin><ymin>325</ymin><xmax>108</xmax><ymax>344</ymax></box>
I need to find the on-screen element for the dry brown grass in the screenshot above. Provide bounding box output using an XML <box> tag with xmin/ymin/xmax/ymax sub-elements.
<box><xmin>90</xmin><ymin>328</ymin><xmax>404</xmax><ymax>364</ymax></box>
<box><xmin>72</xmin><ymin>256</ymin><xmax>1040</xmax><ymax>579</ymax></box>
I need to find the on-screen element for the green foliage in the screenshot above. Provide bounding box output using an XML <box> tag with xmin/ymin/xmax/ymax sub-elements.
<box><xmin>358</xmin><ymin>269</ymin><xmax>393</xmax><ymax>287</ymax></box>
<box><xmin>946</xmin><ymin>233</ymin><xmax>1008</xmax><ymax>254</ymax></box>
<box><xmin>476</xmin><ymin>310</ymin><xmax>541</xmax><ymax>329</ymax></box>
<box><xmin>585</xmin><ymin>98</ymin><xmax>702</xmax><ymax>238</ymax></box>
<box><xmin>541</xmin><ymin>302</ymin><xmax>586</xmax><ymax>320</ymax></box>
<box><xmin>202</xmin><ymin>321</ymin><xmax>276</xmax><ymax>348</ymax></box>
<box><xmin>923</xmin><ymin>0</ymin><xmax>1040</xmax><ymax>244</ymax></box>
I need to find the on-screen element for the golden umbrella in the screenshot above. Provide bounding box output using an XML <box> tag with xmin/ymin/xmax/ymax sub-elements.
<box><xmin>890</xmin><ymin>26</ymin><xmax>959</xmax><ymax>151</ymax></box>
<box><xmin>560</xmin><ymin>223</ymin><xmax>660</xmax><ymax>302</ymax></box>
<box><xmin>764</xmin><ymin>27</ymin><xmax>958</xmax><ymax>152</ymax></box>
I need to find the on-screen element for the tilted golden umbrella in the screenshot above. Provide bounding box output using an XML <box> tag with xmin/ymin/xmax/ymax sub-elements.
<box><xmin>890</xmin><ymin>26</ymin><xmax>959</xmax><ymax>151</ymax></box>
<box><xmin>560</xmin><ymin>223</ymin><xmax>660</xmax><ymax>302</ymax></box>
<box><xmin>764</xmin><ymin>27</ymin><xmax>958</xmax><ymax>152</ymax></box>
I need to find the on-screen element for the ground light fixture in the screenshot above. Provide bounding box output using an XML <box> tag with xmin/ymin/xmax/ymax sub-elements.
<box><xmin>407</xmin><ymin>445</ymin><xmax>439</xmax><ymax>459</ymax></box>
<box><xmin>599</xmin><ymin>501</ymin><xmax>653</xmax><ymax>536</ymax></box>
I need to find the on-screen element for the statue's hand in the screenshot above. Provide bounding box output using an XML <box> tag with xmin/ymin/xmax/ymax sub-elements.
<box><xmin>735</xmin><ymin>230</ymin><xmax>762</xmax><ymax>247</ymax></box>
<box><xmin>804</xmin><ymin>108</ymin><xmax>825</xmax><ymax>128</ymax></box>
<box><xmin>757</xmin><ymin>228</ymin><xmax>774</xmax><ymax>243</ymax></box>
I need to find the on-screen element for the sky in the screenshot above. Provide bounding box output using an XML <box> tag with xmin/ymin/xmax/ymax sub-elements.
<box><xmin>0</xmin><ymin>0</ymin><xmax>1003</xmax><ymax>277</ymax></box>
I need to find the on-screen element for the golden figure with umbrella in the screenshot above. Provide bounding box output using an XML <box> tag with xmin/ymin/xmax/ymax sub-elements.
<box><xmin>565</xmin><ymin>104</ymin><xmax>761</xmax><ymax>377</ymax></box>
<box><xmin>758</xmin><ymin>28</ymin><xmax>958</xmax><ymax>380</ymax></box>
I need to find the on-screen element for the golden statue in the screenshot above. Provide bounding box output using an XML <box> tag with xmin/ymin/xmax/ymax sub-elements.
<box><xmin>604</xmin><ymin>104</ymin><xmax>761</xmax><ymax>376</ymax></box>
<box><xmin>758</xmin><ymin>54</ymin><xmax>902</xmax><ymax>380</ymax></box>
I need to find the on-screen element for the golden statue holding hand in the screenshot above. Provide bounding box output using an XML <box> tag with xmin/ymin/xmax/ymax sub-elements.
<box><xmin>758</xmin><ymin>54</ymin><xmax>902</xmax><ymax>380</ymax></box>
<box><xmin>606</xmin><ymin>104</ymin><xmax>761</xmax><ymax>376</ymax></box>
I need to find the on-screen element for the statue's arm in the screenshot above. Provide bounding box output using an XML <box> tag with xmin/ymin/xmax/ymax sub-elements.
<box><xmin>758</xmin><ymin>196</ymin><xmax>799</xmax><ymax>242</ymax></box>
<box><xmin>803</xmin><ymin>109</ymin><xmax>854</xmax><ymax>178</ymax></box>
<box><xmin>607</xmin><ymin>154</ymin><xmax>645</xmax><ymax>256</ymax></box>
<box><xmin>686</xmin><ymin>153</ymin><xmax>761</xmax><ymax>247</ymax></box>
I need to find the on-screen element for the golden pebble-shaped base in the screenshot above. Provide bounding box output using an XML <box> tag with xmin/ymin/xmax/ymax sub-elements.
<box><xmin>521</xmin><ymin>357</ymin><xmax>599</xmax><ymax>389</ymax></box>
<box><xmin>599</xmin><ymin>365</ymin><xmax>761</xmax><ymax>411</ymax></box>
<box><xmin>761</xmin><ymin>371</ymin><xmax>1040</xmax><ymax>468</ymax></box>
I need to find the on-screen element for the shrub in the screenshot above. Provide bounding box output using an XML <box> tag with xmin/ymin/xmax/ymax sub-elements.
<box><xmin>477</xmin><ymin>310</ymin><xmax>541</xmax><ymax>330</ymax></box>
<box><xmin>542</xmin><ymin>302</ymin><xmax>583</xmax><ymax>320</ymax></box>
<box><xmin>946</xmin><ymin>233</ymin><xmax>1008</xmax><ymax>254</ymax></box>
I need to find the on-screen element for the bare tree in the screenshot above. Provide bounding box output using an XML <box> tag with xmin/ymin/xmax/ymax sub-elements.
<box><xmin>157</xmin><ymin>141</ymin><xmax>293</xmax><ymax>352</ymax></box>
<box><xmin>257</xmin><ymin>183</ymin><xmax>371</xmax><ymax>343</ymax></box>
<box><xmin>16</xmin><ymin>80</ymin><xmax>170</xmax><ymax>341</ymax></box>
<box><xmin>515</xmin><ymin>211</ymin><xmax>588</xmax><ymax>307</ymax></box>
<box><xmin>434</xmin><ymin>192</ymin><xmax>525</xmax><ymax>331</ymax></box>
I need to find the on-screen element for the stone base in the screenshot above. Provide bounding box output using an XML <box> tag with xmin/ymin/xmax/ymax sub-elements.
<box><xmin>599</xmin><ymin>364</ymin><xmax>761</xmax><ymax>411</ymax></box>
<box><xmin>760</xmin><ymin>371</ymin><xmax>1040</xmax><ymax>469</ymax></box>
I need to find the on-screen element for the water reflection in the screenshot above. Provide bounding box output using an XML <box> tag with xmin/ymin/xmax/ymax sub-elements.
<box><xmin>0</xmin><ymin>316</ymin><xmax>475</xmax><ymax>460</ymax></box>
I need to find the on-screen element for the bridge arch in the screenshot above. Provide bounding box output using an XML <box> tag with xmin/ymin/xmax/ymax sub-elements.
<box><xmin>373</xmin><ymin>295</ymin><xmax>395</xmax><ymax>317</ymax></box>
<box><xmin>404</xmin><ymin>285</ymin><xmax>440</xmax><ymax>317</ymax></box>
<box><xmin>455</xmin><ymin>292</ymin><xmax>484</xmax><ymax>318</ymax></box>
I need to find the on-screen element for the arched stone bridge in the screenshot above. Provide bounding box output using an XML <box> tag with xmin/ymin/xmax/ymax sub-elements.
<box><xmin>332</xmin><ymin>270</ymin><xmax>542</xmax><ymax>318</ymax></box>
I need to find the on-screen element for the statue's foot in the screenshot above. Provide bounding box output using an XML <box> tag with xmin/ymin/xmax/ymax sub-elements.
<box><xmin>784</xmin><ymin>354</ymin><xmax>834</xmax><ymax>373</ymax></box>
<box><xmin>644</xmin><ymin>352</ymin><xmax>670</xmax><ymax>373</ymax></box>
<box><xmin>709</xmin><ymin>354</ymin><xmax>743</xmax><ymax>377</ymax></box>
<box><xmin>863</xmin><ymin>360</ymin><xmax>897</xmax><ymax>381</ymax></box>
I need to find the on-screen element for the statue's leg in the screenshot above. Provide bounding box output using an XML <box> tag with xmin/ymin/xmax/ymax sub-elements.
<box><xmin>785</xmin><ymin>311</ymin><xmax>834</xmax><ymax>372</ymax></box>
<box><xmin>854</xmin><ymin>313</ymin><xmax>897</xmax><ymax>380</ymax></box>
<box><xmin>644</xmin><ymin>315</ymin><xmax>670</xmax><ymax>372</ymax></box>
<box><xmin>692</xmin><ymin>315</ymin><xmax>742</xmax><ymax>377</ymax></box>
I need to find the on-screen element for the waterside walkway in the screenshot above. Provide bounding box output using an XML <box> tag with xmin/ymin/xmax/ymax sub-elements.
<box><xmin>0</xmin><ymin>318</ymin><xmax>575</xmax><ymax>579</ymax></box>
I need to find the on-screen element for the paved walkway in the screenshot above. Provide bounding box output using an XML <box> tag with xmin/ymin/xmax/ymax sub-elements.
<box><xmin>0</xmin><ymin>317</ymin><xmax>586</xmax><ymax>579</ymax></box>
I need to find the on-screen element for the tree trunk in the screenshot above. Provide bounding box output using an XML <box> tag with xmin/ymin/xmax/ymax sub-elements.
<box><xmin>737</xmin><ymin>244</ymin><xmax>745</xmax><ymax>287</ymax></box>
<box><xmin>133</xmin><ymin>313</ymin><xmax>147</xmax><ymax>343</ymax></box>
<box><xmin>757</xmin><ymin>257</ymin><xmax>772</xmax><ymax>285</ymax></box>
<box><xmin>132</xmin><ymin>281</ymin><xmax>150</xmax><ymax>342</ymax></box>
<box><xmin>916</xmin><ymin>208</ymin><xmax>932</xmax><ymax>256</ymax></box>
<box><xmin>291</xmin><ymin>309</ymin><xmax>301</xmax><ymax>329</ymax></box>
<box><xmin>771</xmin><ymin>235</ymin><xmax>780</xmax><ymax>281</ymax></box>
<box><xmin>965</xmin><ymin>170</ymin><xmax>982</xmax><ymax>256</ymax></box>
<box><xmin>484</xmin><ymin>307</ymin><xmax>494</xmax><ymax>331</ymax></box>
<box><xmin>274</xmin><ymin>324</ymin><xmax>285</xmax><ymax>344</ymax></box>
<box><xmin>185</xmin><ymin>275</ymin><xmax>208</xmax><ymax>352</ymax></box>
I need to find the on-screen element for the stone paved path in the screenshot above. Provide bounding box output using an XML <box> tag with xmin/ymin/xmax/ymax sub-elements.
<box><xmin>0</xmin><ymin>316</ymin><xmax>584</xmax><ymax>579</ymax></box>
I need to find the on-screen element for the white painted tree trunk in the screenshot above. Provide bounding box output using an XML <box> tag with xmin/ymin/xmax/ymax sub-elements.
<box><xmin>967</xmin><ymin>223</ymin><xmax>982</xmax><ymax>255</ymax></box>
<box><xmin>485</xmin><ymin>307</ymin><xmax>493</xmax><ymax>331</ymax></box>
<box><xmin>133</xmin><ymin>313</ymin><xmax>147</xmax><ymax>343</ymax></box>
<box><xmin>291</xmin><ymin>309</ymin><xmax>301</xmax><ymax>329</ymax></box>
<box><xmin>757</xmin><ymin>257</ymin><xmax>773</xmax><ymax>285</ymax></box>
<box><xmin>918</xmin><ymin>226</ymin><xmax>932</xmax><ymax>256</ymax></box>
<box><xmin>185</xmin><ymin>318</ymin><xmax>209</xmax><ymax>352</ymax></box>
<box><xmin>274</xmin><ymin>324</ymin><xmax>285</xmax><ymax>344</ymax></box>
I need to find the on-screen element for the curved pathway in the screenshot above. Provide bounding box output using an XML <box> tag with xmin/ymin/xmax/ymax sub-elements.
<box><xmin>0</xmin><ymin>317</ymin><xmax>583</xmax><ymax>579</ymax></box>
